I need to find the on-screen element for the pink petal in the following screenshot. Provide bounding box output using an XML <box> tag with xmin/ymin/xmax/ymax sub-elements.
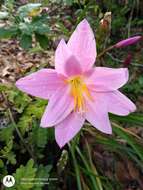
<box><xmin>55</xmin><ymin>39</ymin><xmax>82</xmax><ymax>76</ymax></box>
<box><xmin>40</xmin><ymin>86</ymin><xmax>74</xmax><ymax>127</ymax></box>
<box><xmin>16</xmin><ymin>69</ymin><xmax>64</xmax><ymax>99</ymax></box>
<box><xmin>85</xmin><ymin>67</ymin><xmax>129</xmax><ymax>91</ymax></box>
<box><xmin>64</xmin><ymin>55</ymin><xmax>82</xmax><ymax>77</ymax></box>
<box><xmin>105</xmin><ymin>90</ymin><xmax>136</xmax><ymax>115</ymax></box>
<box><xmin>67</xmin><ymin>19</ymin><xmax>96</xmax><ymax>71</ymax></box>
<box><xmin>55</xmin><ymin>39</ymin><xmax>71</xmax><ymax>75</ymax></box>
<box><xmin>85</xmin><ymin>94</ymin><xmax>112</xmax><ymax>134</ymax></box>
<box><xmin>55</xmin><ymin>112</ymin><xmax>85</xmax><ymax>148</ymax></box>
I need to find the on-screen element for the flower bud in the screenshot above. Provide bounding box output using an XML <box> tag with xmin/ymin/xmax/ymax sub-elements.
<box><xmin>115</xmin><ymin>36</ymin><xmax>142</xmax><ymax>48</ymax></box>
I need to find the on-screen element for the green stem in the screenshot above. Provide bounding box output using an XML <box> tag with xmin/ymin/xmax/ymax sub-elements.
<box><xmin>69</xmin><ymin>143</ymin><xmax>82</xmax><ymax>190</ymax></box>
<box><xmin>97</xmin><ymin>45</ymin><xmax>114</xmax><ymax>59</ymax></box>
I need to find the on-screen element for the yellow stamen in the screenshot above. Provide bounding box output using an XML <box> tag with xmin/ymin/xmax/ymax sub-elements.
<box><xmin>67</xmin><ymin>76</ymin><xmax>92</xmax><ymax>112</ymax></box>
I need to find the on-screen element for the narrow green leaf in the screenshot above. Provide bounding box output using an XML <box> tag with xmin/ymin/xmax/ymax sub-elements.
<box><xmin>110</xmin><ymin>113</ymin><xmax>143</xmax><ymax>126</ymax></box>
<box><xmin>113</xmin><ymin>125</ymin><xmax>143</xmax><ymax>161</ymax></box>
<box><xmin>69</xmin><ymin>143</ymin><xmax>82</xmax><ymax>190</ymax></box>
<box><xmin>76</xmin><ymin>146</ymin><xmax>99</xmax><ymax>190</ymax></box>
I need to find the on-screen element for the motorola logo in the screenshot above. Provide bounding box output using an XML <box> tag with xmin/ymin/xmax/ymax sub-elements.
<box><xmin>2</xmin><ymin>175</ymin><xmax>15</xmax><ymax>187</ymax></box>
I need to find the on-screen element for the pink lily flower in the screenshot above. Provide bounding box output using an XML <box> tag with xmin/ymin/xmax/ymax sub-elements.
<box><xmin>16</xmin><ymin>19</ymin><xmax>136</xmax><ymax>148</ymax></box>
<box><xmin>115</xmin><ymin>36</ymin><xmax>142</xmax><ymax>48</ymax></box>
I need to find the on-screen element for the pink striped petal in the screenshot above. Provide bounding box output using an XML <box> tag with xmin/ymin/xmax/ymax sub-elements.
<box><xmin>105</xmin><ymin>90</ymin><xmax>136</xmax><ymax>115</ymax></box>
<box><xmin>85</xmin><ymin>67</ymin><xmax>128</xmax><ymax>91</ymax></box>
<box><xmin>67</xmin><ymin>19</ymin><xmax>96</xmax><ymax>71</ymax></box>
<box><xmin>55</xmin><ymin>112</ymin><xmax>85</xmax><ymax>148</ymax></box>
<box><xmin>55</xmin><ymin>39</ymin><xmax>82</xmax><ymax>76</ymax></box>
<box><xmin>40</xmin><ymin>86</ymin><xmax>74</xmax><ymax>127</ymax></box>
<box><xmin>16</xmin><ymin>69</ymin><xmax>64</xmax><ymax>99</ymax></box>
<box><xmin>85</xmin><ymin>94</ymin><xmax>112</xmax><ymax>134</ymax></box>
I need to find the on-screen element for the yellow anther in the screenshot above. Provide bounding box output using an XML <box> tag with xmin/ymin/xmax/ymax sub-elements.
<box><xmin>67</xmin><ymin>76</ymin><xmax>92</xmax><ymax>112</ymax></box>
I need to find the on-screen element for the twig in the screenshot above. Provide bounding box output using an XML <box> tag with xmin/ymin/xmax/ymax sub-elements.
<box><xmin>106</xmin><ymin>52</ymin><xmax>123</xmax><ymax>63</ymax></box>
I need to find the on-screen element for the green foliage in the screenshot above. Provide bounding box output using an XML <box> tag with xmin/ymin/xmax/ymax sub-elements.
<box><xmin>0</xmin><ymin>159</ymin><xmax>4</xmax><ymax>168</ymax></box>
<box><xmin>0</xmin><ymin>139</ymin><xmax>16</xmax><ymax>165</ymax></box>
<box><xmin>17</xmin><ymin>3</ymin><xmax>42</xmax><ymax>18</ymax></box>
<box><xmin>4</xmin><ymin>0</ymin><xmax>15</xmax><ymax>12</ymax></box>
<box><xmin>0</xmin><ymin>84</ymin><xmax>32</xmax><ymax>113</ymax></box>
<box><xmin>110</xmin><ymin>113</ymin><xmax>143</xmax><ymax>126</ymax></box>
<box><xmin>27</xmin><ymin>121</ymin><xmax>54</xmax><ymax>160</ymax></box>
<box><xmin>35</xmin><ymin>33</ymin><xmax>49</xmax><ymax>49</ymax></box>
<box><xmin>33</xmin><ymin>164</ymin><xmax>52</xmax><ymax>190</ymax></box>
<box><xmin>113</xmin><ymin>124</ymin><xmax>143</xmax><ymax>162</ymax></box>
<box><xmin>20</xmin><ymin>34</ymin><xmax>32</xmax><ymax>49</ymax></box>
<box><xmin>0</xmin><ymin>120</ymin><xmax>15</xmax><ymax>165</ymax></box>
<box><xmin>11</xmin><ymin>159</ymin><xmax>37</xmax><ymax>190</ymax></box>
<box><xmin>0</xmin><ymin>86</ymin><xmax>55</xmax><ymax>189</ymax></box>
<box><xmin>0</xmin><ymin>27</ymin><xmax>18</xmax><ymax>38</ymax></box>
<box><xmin>30</xmin><ymin>122</ymin><xmax>49</xmax><ymax>148</ymax></box>
<box><xmin>0</xmin><ymin>3</ymin><xmax>50</xmax><ymax>49</ymax></box>
<box><xmin>0</xmin><ymin>124</ymin><xmax>14</xmax><ymax>143</ymax></box>
<box><xmin>8</xmin><ymin>89</ymin><xmax>32</xmax><ymax>113</ymax></box>
<box><xmin>123</xmin><ymin>77</ymin><xmax>143</xmax><ymax>95</ymax></box>
<box><xmin>17</xmin><ymin>99</ymin><xmax>47</xmax><ymax>134</ymax></box>
<box><xmin>0</xmin><ymin>83</ymin><xmax>11</xmax><ymax>91</ymax></box>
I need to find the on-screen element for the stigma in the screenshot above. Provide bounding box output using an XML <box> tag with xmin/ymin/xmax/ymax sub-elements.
<box><xmin>67</xmin><ymin>76</ymin><xmax>92</xmax><ymax>112</ymax></box>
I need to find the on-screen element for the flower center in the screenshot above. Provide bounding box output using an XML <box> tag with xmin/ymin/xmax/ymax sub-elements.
<box><xmin>67</xmin><ymin>76</ymin><xmax>92</xmax><ymax>112</ymax></box>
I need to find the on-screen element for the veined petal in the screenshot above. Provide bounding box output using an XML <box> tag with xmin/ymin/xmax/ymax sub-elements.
<box><xmin>40</xmin><ymin>86</ymin><xmax>74</xmax><ymax>127</ymax></box>
<box><xmin>105</xmin><ymin>90</ymin><xmax>136</xmax><ymax>115</ymax></box>
<box><xmin>55</xmin><ymin>39</ymin><xmax>82</xmax><ymax>76</ymax></box>
<box><xmin>16</xmin><ymin>69</ymin><xmax>64</xmax><ymax>99</ymax></box>
<box><xmin>67</xmin><ymin>19</ymin><xmax>96</xmax><ymax>71</ymax></box>
<box><xmin>55</xmin><ymin>112</ymin><xmax>85</xmax><ymax>148</ymax></box>
<box><xmin>85</xmin><ymin>67</ymin><xmax>128</xmax><ymax>91</ymax></box>
<box><xmin>85</xmin><ymin>93</ymin><xmax>112</xmax><ymax>134</ymax></box>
